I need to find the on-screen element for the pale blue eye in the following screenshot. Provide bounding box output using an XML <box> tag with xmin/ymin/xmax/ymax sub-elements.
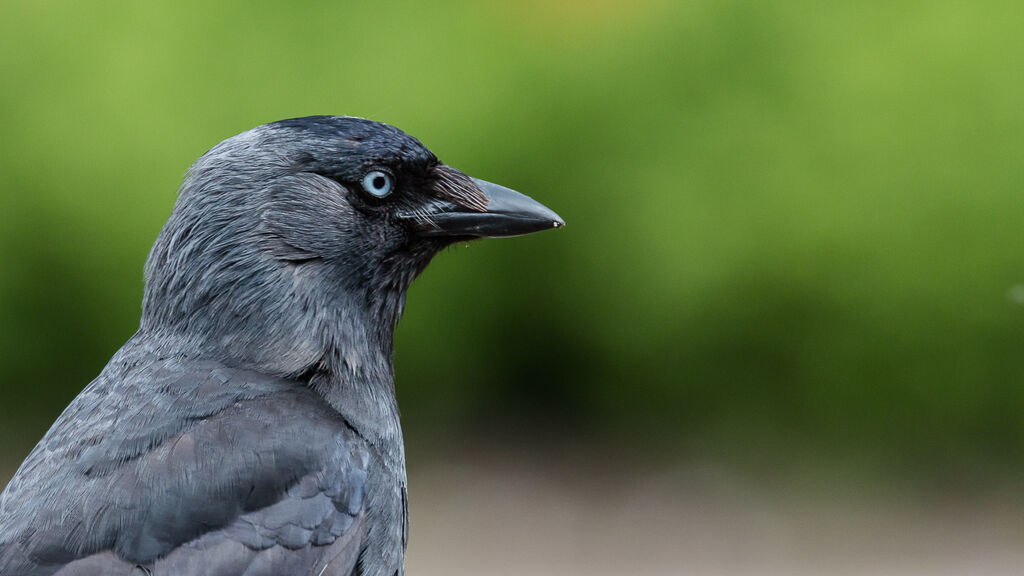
<box><xmin>362</xmin><ymin>170</ymin><xmax>393</xmax><ymax>198</ymax></box>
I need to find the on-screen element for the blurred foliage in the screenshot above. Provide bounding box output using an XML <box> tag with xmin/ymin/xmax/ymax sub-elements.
<box><xmin>2</xmin><ymin>0</ymin><xmax>1024</xmax><ymax>482</ymax></box>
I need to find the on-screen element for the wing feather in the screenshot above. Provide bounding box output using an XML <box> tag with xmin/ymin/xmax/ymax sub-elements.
<box><xmin>0</xmin><ymin>352</ymin><xmax>367</xmax><ymax>576</ymax></box>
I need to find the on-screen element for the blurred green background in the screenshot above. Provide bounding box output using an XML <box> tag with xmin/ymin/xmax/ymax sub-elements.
<box><xmin>2</xmin><ymin>0</ymin><xmax>1024</xmax><ymax>494</ymax></box>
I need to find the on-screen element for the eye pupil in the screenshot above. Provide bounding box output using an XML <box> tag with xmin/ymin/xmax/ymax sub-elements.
<box><xmin>372</xmin><ymin>176</ymin><xmax>386</xmax><ymax>190</ymax></box>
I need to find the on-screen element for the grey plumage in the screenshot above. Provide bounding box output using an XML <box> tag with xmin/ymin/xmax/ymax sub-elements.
<box><xmin>0</xmin><ymin>116</ymin><xmax>563</xmax><ymax>575</ymax></box>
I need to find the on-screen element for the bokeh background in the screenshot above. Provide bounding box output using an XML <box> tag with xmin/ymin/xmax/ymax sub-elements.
<box><xmin>3</xmin><ymin>1</ymin><xmax>1024</xmax><ymax>573</ymax></box>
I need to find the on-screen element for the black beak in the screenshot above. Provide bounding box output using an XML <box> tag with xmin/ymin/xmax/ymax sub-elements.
<box><xmin>416</xmin><ymin>178</ymin><xmax>565</xmax><ymax>238</ymax></box>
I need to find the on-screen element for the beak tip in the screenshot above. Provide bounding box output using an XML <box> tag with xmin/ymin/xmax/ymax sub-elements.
<box><xmin>540</xmin><ymin>206</ymin><xmax>565</xmax><ymax>230</ymax></box>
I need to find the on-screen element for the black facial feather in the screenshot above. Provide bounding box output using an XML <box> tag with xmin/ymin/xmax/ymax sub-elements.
<box><xmin>432</xmin><ymin>164</ymin><xmax>489</xmax><ymax>212</ymax></box>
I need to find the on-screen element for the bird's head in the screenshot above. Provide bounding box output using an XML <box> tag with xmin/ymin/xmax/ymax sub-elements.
<box><xmin>140</xmin><ymin>116</ymin><xmax>562</xmax><ymax>376</ymax></box>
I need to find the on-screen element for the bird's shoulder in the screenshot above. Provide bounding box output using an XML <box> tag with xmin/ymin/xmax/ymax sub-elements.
<box><xmin>0</xmin><ymin>344</ymin><xmax>369</xmax><ymax>575</ymax></box>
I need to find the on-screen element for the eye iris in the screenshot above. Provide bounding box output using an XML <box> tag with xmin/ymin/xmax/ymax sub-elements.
<box><xmin>362</xmin><ymin>171</ymin><xmax>392</xmax><ymax>197</ymax></box>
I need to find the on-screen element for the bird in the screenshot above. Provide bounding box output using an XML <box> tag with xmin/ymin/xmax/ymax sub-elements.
<box><xmin>0</xmin><ymin>116</ymin><xmax>564</xmax><ymax>576</ymax></box>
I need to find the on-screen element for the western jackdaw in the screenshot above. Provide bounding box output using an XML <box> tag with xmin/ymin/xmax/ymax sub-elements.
<box><xmin>0</xmin><ymin>116</ymin><xmax>564</xmax><ymax>576</ymax></box>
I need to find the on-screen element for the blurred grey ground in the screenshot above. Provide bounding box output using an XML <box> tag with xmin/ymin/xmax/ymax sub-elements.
<box><xmin>401</xmin><ymin>451</ymin><xmax>1024</xmax><ymax>576</ymax></box>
